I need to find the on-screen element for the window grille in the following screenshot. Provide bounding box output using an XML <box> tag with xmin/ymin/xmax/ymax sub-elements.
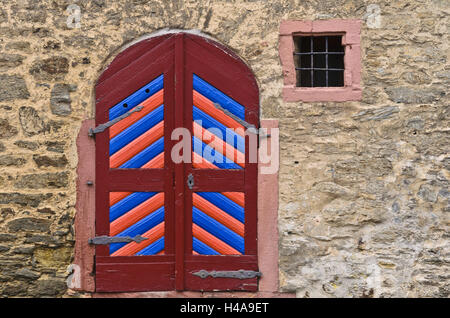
<box><xmin>293</xmin><ymin>35</ymin><xmax>345</xmax><ymax>87</ymax></box>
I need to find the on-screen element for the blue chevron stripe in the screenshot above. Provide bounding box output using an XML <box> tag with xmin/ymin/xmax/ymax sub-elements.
<box><xmin>192</xmin><ymin>136</ymin><xmax>241</xmax><ymax>169</ymax></box>
<box><xmin>119</xmin><ymin>137</ymin><xmax>164</xmax><ymax>168</ymax></box>
<box><xmin>193</xmin><ymin>207</ymin><xmax>244</xmax><ymax>253</ymax></box>
<box><xmin>136</xmin><ymin>237</ymin><xmax>165</xmax><ymax>255</ymax></box>
<box><xmin>193</xmin><ymin>237</ymin><xmax>220</xmax><ymax>255</ymax></box>
<box><xmin>193</xmin><ymin>107</ymin><xmax>245</xmax><ymax>154</ymax></box>
<box><xmin>109</xmin><ymin>192</ymin><xmax>157</xmax><ymax>222</ymax></box>
<box><xmin>109</xmin><ymin>75</ymin><xmax>163</xmax><ymax>121</ymax></box>
<box><xmin>193</xmin><ymin>75</ymin><xmax>245</xmax><ymax>120</ymax></box>
<box><xmin>110</xmin><ymin>105</ymin><xmax>164</xmax><ymax>155</ymax></box>
<box><xmin>197</xmin><ymin>192</ymin><xmax>244</xmax><ymax>223</ymax></box>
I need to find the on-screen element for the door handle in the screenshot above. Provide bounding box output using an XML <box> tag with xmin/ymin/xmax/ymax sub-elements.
<box><xmin>187</xmin><ymin>173</ymin><xmax>194</xmax><ymax>190</ymax></box>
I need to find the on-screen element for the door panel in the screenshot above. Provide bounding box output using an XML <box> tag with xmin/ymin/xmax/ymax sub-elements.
<box><xmin>183</xmin><ymin>34</ymin><xmax>259</xmax><ymax>291</ymax></box>
<box><xmin>95</xmin><ymin>33</ymin><xmax>258</xmax><ymax>292</ymax></box>
<box><xmin>109</xmin><ymin>191</ymin><xmax>165</xmax><ymax>256</ymax></box>
<box><xmin>192</xmin><ymin>191</ymin><xmax>245</xmax><ymax>255</ymax></box>
<box><xmin>95</xmin><ymin>35</ymin><xmax>176</xmax><ymax>292</ymax></box>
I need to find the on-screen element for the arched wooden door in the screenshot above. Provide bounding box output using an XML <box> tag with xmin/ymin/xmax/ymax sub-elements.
<box><xmin>94</xmin><ymin>33</ymin><xmax>259</xmax><ymax>292</ymax></box>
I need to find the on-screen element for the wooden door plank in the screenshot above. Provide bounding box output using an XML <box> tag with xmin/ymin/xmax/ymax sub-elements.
<box><xmin>174</xmin><ymin>33</ymin><xmax>186</xmax><ymax>291</ymax></box>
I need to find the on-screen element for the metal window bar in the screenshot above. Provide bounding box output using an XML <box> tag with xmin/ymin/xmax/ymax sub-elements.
<box><xmin>310</xmin><ymin>36</ymin><xmax>313</xmax><ymax>87</ymax></box>
<box><xmin>293</xmin><ymin>52</ymin><xmax>345</xmax><ymax>55</ymax></box>
<box><xmin>295</xmin><ymin>68</ymin><xmax>344</xmax><ymax>71</ymax></box>
<box><xmin>294</xmin><ymin>36</ymin><xmax>344</xmax><ymax>87</ymax></box>
<box><xmin>325</xmin><ymin>36</ymin><xmax>328</xmax><ymax>86</ymax></box>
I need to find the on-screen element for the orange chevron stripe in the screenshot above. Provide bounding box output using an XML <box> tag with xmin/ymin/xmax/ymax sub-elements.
<box><xmin>111</xmin><ymin>222</ymin><xmax>164</xmax><ymax>256</ymax></box>
<box><xmin>193</xmin><ymin>224</ymin><xmax>241</xmax><ymax>255</ymax></box>
<box><xmin>193</xmin><ymin>90</ymin><xmax>245</xmax><ymax>137</ymax></box>
<box><xmin>110</xmin><ymin>192</ymin><xmax>132</xmax><ymax>206</ymax></box>
<box><xmin>192</xmin><ymin>152</ymin><xmax>219</xmax><ymax>169</ymax></box>
<box><xmin>109</xmin><ymin>89</ymin><xmax>164</xmax><ymax>138</ymax></box>
<box><xmin>221</xmin><ymin>192</ymin><xmax>245</xmax><ymax>207</ymax></box>
<box><xmin>110</xmin><ymin>193</ymin><xmax>164</xmax><ymax>236</ymax></box>
<box><xmin>193</xmin><ymin>122</ymin><xmax>245</xmax><ymax>168</ymax></box>
<box><xmin>141</xmin><ymin>152</ymin><xmax>164</xmax><ymax>168</ymax></box>
<box><xmin>110</xmin><ymin>121</ymin><xmax>164</xmax><ymax>168</ymax></box>
<box><xmin>193</xmin><ymin>193</ymin><xmax>244</xmax><ymax>237</ymax></box>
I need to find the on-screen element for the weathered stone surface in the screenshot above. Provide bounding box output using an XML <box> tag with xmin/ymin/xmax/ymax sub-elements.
<box><xmin>2</xmin><ymin>283</ymin><xmax>28</xmax><ymax>296</ymax></box>
<box><xmin>0</xmin><ymin>118</ymin><xmax>18</xmax><ymax>138</ymax></box>
<box><xmin>34</xmin><ymin>247</ymin><xmax>72</xmax><ymax>268</ymax></box>
<box><xmin>13</xmin><ymin>5</ymin><xmax>47</xmax><ymax>24</ymax></box>
<box><xmin>1</xmin><ymin>208</ymin><xmax>15</xmax><ymax>217</ymax></box>
<box><xmin>29</xmin><ymin>56</ymin><xmax>69</xmax><ymax>81</ymax></box>
<box><xmin>0</xmin><ymin>155</ymin><xmax>27</xmax><ymax>167</ymax></box>
<box><xmin>37</xmin><ymin>207</ymin><xmax>55</xmax><ymax>214</ymax></box>
<box><xmin>402</xmin><ymin>70</ymin><xmax>432</xmax><ymax>85</ymax></box>
<box><xmin>14</xmin><ymin>140</ymin><xmax>39</xmax><ymax>151</ymax></box>
<box><xmin>25</xmin><ymin>234</ymin><xmax>61</xmax><ymax>247</ymax></box>
<box><xmin>50</xmin><ymin>84</ymin><xmax>76</xmax><ymax>116</ymax></box>
<box><xmin>0</xmin><ymin>53</ymin><xmax>25</xmax><ymax>70</ymax></box>
<box><xmin>0</xmin><ymin>245</ymin><xmax>10</xmax><ymax>253</ymax></box>
<box><xmin>33</xmin><ymin>154</ymin><xmax>68</xmax><ymax>168</ymax></box>
<box><xmin>63</xmin><ymin>35</ymin><xmax>96</xmax><ymax>49</ymax></box>
<box><xmin>386</xmin><ymin>86</ymin><xmax>445</xmax><ymax>104</ymax></box>
<box><xmin>5</xmin><ymin>41</ymin><xmax>31</xmax><ymax>52</ymax></box>
<box><xmin>7</xmin><ymin>217</ymin><xmax>51</xmax><ymax>232</ymax></box>
<box><xmin>352</xmin><ymin>106</ymin><xmax>400</xmax><ymax>122</ymax></box>
<box><xmin>43</xmin><ymin>40</ymin><xmax>61</xmax><ymax>50</ymax></box>
<box><xmin>12</xmin><ymin>245</ymin><xmax>35</xmax><ymax>254</ymax></box>
<box><xmin>47</xmin><ymin>120</ymin><xmax>64</xmax><ymax>133</ymax></box>
<box><xmin>15</xmin><ymin>268</ymin><xmax>40</xmax><ymax>281</ymax></box>
<box><xmin>0</xmin><ymin>75</ymin><xmax>29</xmax><ymax>101</ymax></box>
<box><xmin>0</xmin><ymin>142</ymin><xmax>5</xmax><ymax>152</ymax></box>
<box><xmin>18</xmin><ymin>106</ymin><xmax>46</xmax><ymax>136</ymax></box>
<box><xmin>418</xmin><ymin>183</ymin><xmax>438</xmax><ymax>203</ymax></box>
<box><xmin>14</xmin><ymin>172</ymin><xmax>69</xmax><ymax>189</ymax></box>
<box><xmin>34</xmin><ymin>279</ymin><xmax>66</xmax><ymax>296</ymax></box>
<box><xmin>45</xmin><ymin>141</ymin><xmax>65</xmax><ymax>153</ymax></box>
<box><xmin>0</xmin><ymin>233</ymin><xmax>16</xmax><ymax>242</ymax></box>
<box><xmin>0</xmin><ymin>26</ymin><xmax>31</xmax><ymax>38</ymax></box>
<box><xmin>0</xmin><ymin>8</ymin><xmax>7</xmax><ymax>23</ymax></box>
<box><xmin>0</xmin><ymin>192</ymin><xmax>52</xmax><ymax>207</ymax></box>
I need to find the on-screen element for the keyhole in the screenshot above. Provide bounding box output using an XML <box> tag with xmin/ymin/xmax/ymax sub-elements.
<box><xmin>187</xmin><ymin>174</ymin><xmax>194</xmax><ymax>189</ymax></box>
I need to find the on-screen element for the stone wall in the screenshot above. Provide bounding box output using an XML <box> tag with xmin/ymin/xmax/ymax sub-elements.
<box><xmin>0</xmin><ymin>0</ymin><xmax>448</xmax><ymax>297</ymax></box>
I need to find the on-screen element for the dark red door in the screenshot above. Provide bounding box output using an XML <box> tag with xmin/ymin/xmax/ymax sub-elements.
<box><xmin>94</xmin><ymin>33</ymin><xmax>259</xmax><ymax>292</ymax></box>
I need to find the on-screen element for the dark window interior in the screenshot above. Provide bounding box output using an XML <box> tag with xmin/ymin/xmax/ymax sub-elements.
<box><xmin>293</xmin><ymin>35</ymin><xmax>344</xmax><ymax>87</ymax></box>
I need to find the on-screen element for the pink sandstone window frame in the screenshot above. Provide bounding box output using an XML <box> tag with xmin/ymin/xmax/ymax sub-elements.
<box><xmin>279</xmin><ymin>19</ymin><xmax>362</xmax><ymax>102</ymax></box>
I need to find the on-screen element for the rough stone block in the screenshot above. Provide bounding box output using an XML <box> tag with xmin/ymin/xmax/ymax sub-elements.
<box><xmin>29</xmin><ymin>56</ymin><xmax>69</xmax><ymax>81</ymax></box>
<box><xmin>7</xmin><ymin>217</ymin><xmax>51</xmax><ymax>232</ymax></box>
<box><xmin>14</xmin><ymin>172</ymin><xmax>69</xmax><ymax>189</ymax></box>
<box><xmin>0</xmin><ymin>75</ymin><xmax>29</xmax><ymax>101</ymax></box>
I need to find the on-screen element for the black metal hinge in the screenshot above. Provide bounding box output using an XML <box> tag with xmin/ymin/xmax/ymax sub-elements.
<box><xmin>88</xmin><ymin>105</ymin><xmax>143</xmax><ymax>137</ymax></box>
<box><xmin>193</xmin><ymin>269</ymin><xmax>262</xmax><ymax>279</ymax></box>
<box><xmin>212</xmin><ymin>102</ymin><xmax>270</xmax><ymax>140</ymax></box>
<box><xmin>88</xmin><ymin>235</ymin><xmax>148</xmax><ymax>245</ymax></box>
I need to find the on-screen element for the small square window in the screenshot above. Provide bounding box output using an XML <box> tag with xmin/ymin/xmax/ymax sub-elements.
<box><xmin>294</xmin><ymin>36</ymin><xmax>345</xmax><ymax>87</ymax></box>
<box><xmin>279</xmin><ymin>19</ymin><xmax>362</xmax><ymax>102</ymax></box>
